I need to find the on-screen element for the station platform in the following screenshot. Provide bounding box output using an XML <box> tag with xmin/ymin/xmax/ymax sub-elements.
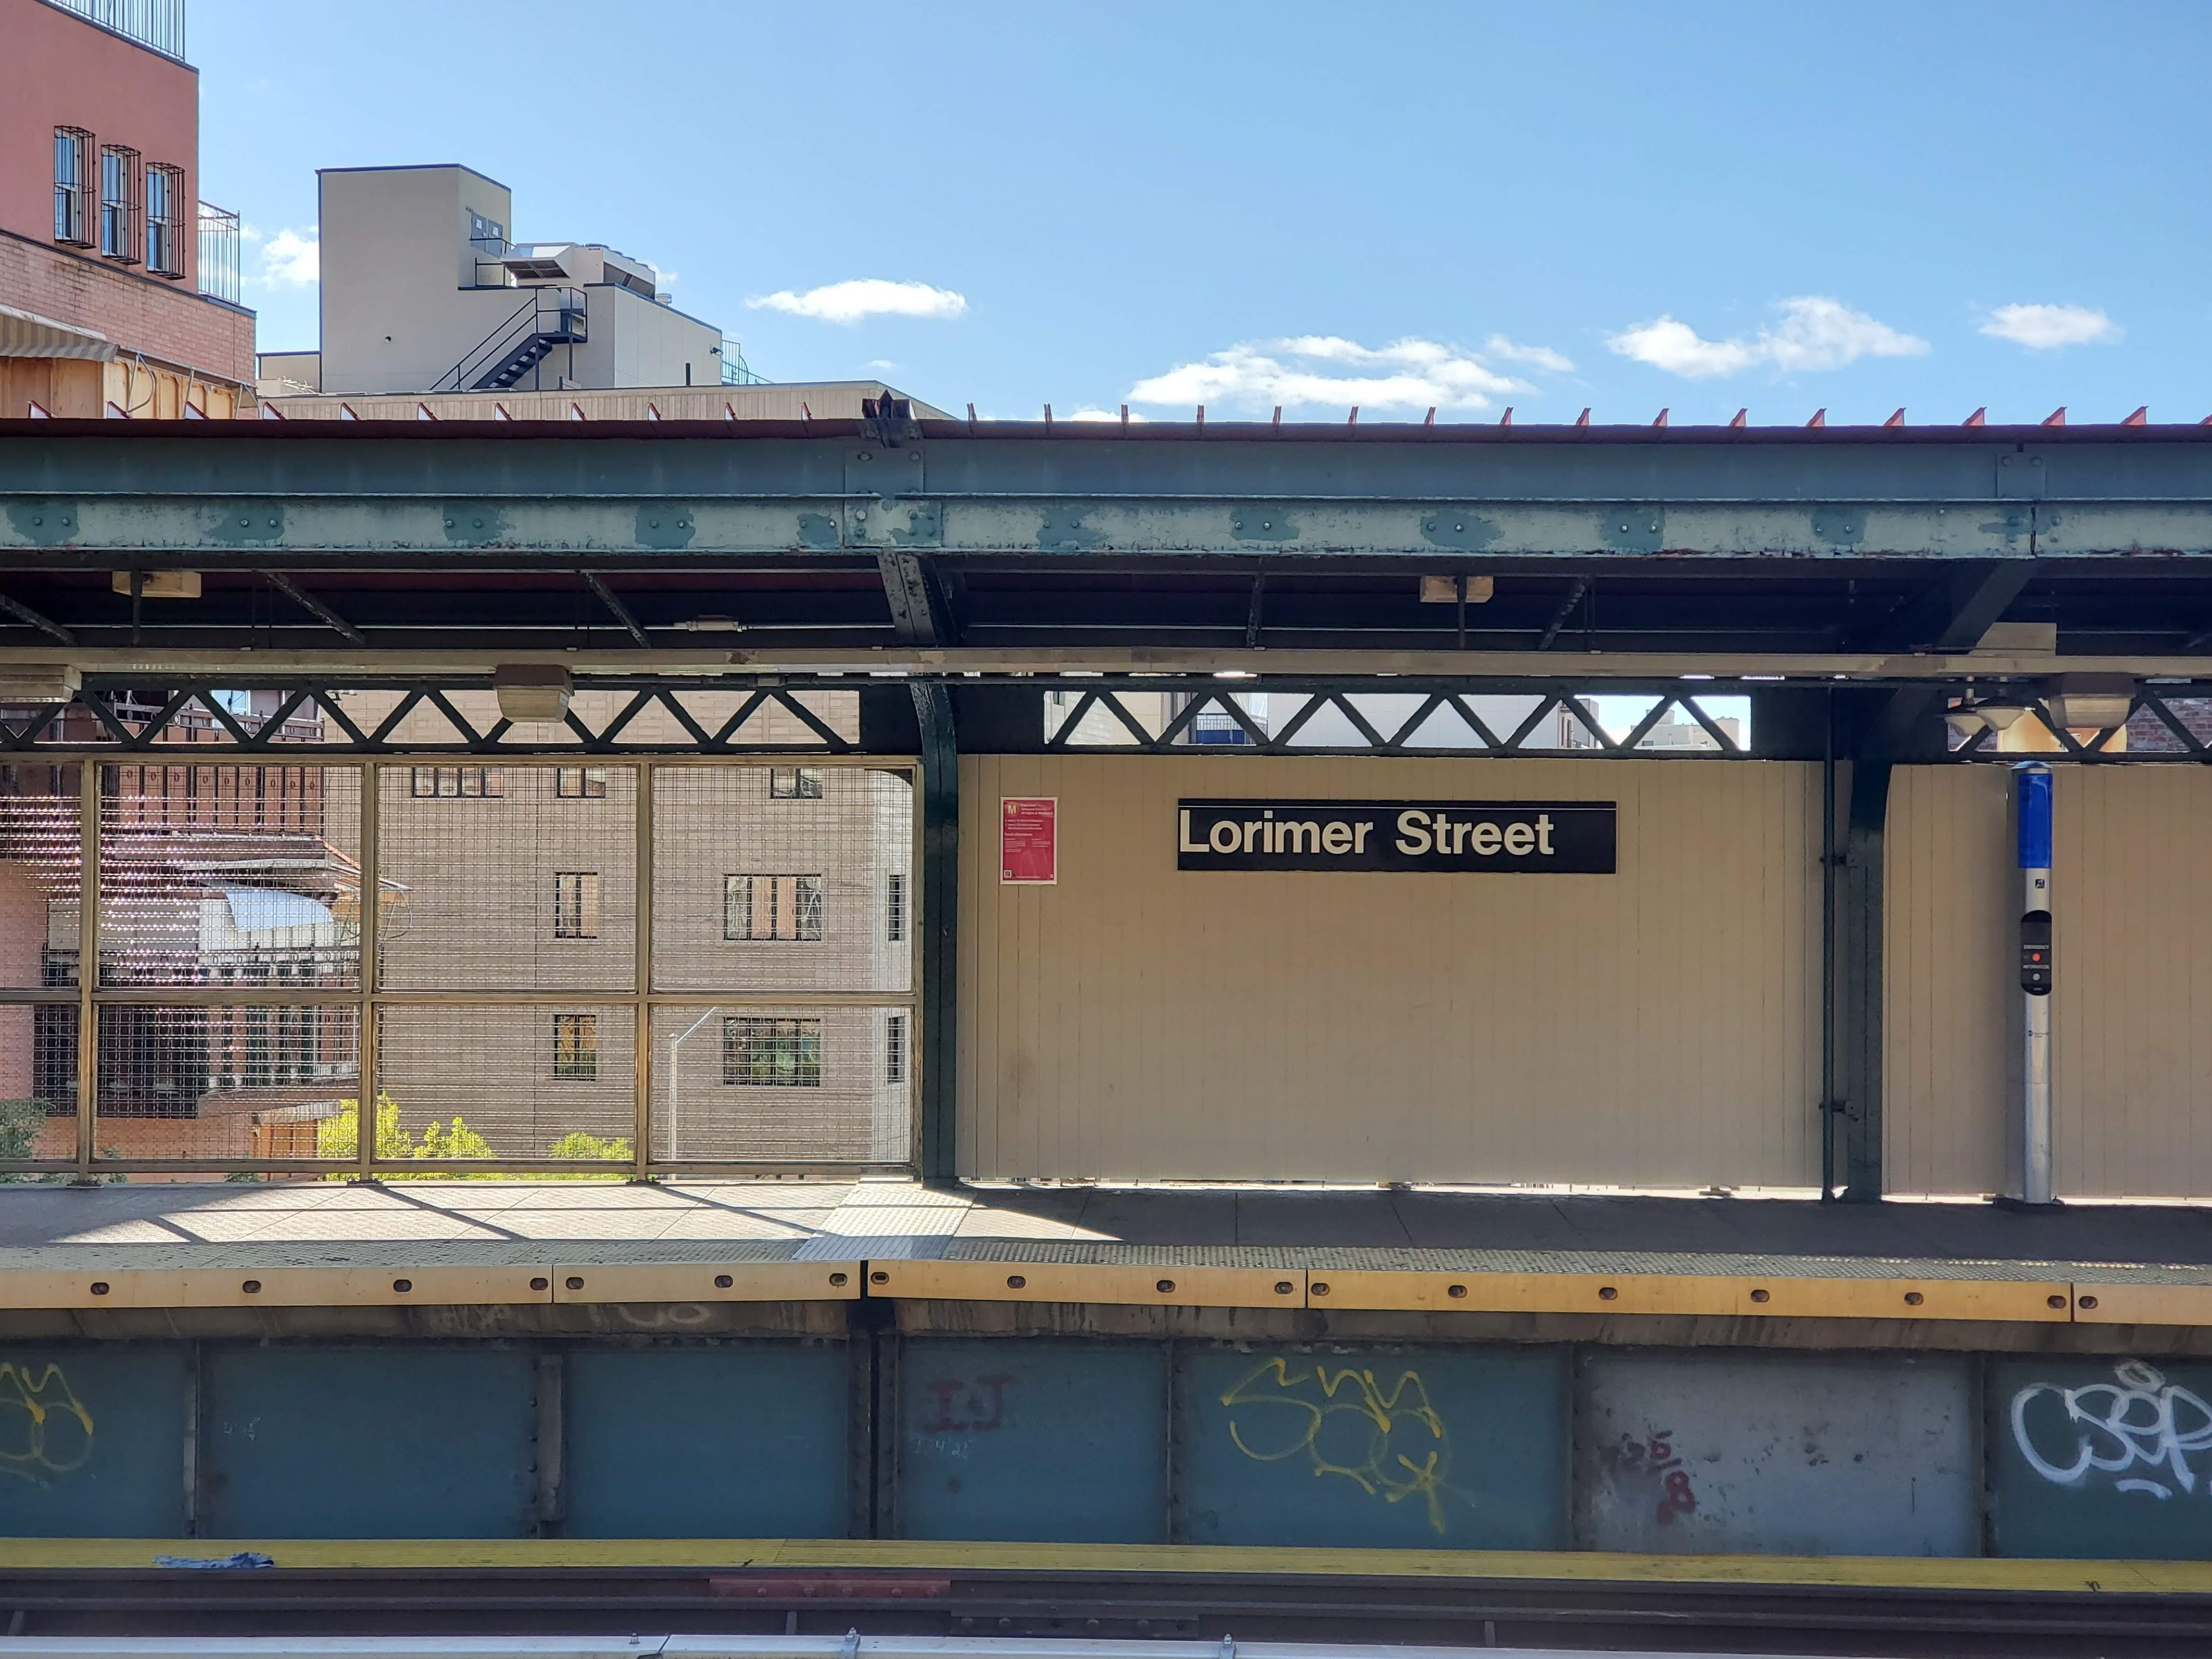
<box><xmin>4</xmin><ymin>1178</ymin><xmax>2212</xmax><ymax>1333</ymax></box>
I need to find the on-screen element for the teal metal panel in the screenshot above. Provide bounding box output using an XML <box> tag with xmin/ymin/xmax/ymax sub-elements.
<box><xmin>1577</xmin><ymin>1351</ymin><xmax>1977</xmax><ymax>1556</ymax></box>
<box><xmin>1992</xmin><ymin>1355</ymin><xmax>2212</xmax><ymax>1559</ymax></box>
<box><xmin>899</xmin><ymin>1338</ymin><xmax>1167</xmax><ymax>1542</ymax></box>
<box><xmin>200</xmin><ymin>1345</ymin><xmax>535</xmax><ymax>1539</ymax></box>
<box><xmin>0</xmin><ymin>1344</ymin><xmax>187</xmax><ymax>1537</ymax></box>
<box><xmin>563</xmin><ymin>1344</ymin><xmax>850</xmax><ymax>1539</ymax></box>
<box><xmin>1178</xmin><ymin>1344</ymin><xmax>1569</xmax><ymax>1549</ymax></box>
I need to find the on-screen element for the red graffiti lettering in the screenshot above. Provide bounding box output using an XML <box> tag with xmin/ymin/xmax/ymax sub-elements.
<box><xmin>923</xmin><ymin>1379</ymin><xmax>964</xmax><ymax>1433</ymax></box>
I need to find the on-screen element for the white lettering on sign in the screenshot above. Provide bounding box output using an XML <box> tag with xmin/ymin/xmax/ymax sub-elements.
<box><xmin>1395</xmin><ymin>809</ymin><xmax>1555</xmax><ymax>858</ymax></box>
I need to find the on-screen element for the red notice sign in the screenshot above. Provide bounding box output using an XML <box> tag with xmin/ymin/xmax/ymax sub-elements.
<box><xmin>1000</xmin><ymin>796</ymin><xmax>1057</xmax><ymax>884</ymax></box>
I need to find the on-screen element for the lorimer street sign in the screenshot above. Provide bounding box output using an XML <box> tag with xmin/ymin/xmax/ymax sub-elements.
<box><xmin>1177</xmin><ymin>800</ymin><xmax>1616</xmax><ymax>873</ymax></box>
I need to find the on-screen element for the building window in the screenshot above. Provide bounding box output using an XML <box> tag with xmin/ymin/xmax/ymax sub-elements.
<box><xmin>885</xmin><ymin>1012</ymin><xmax>908</xmax><ymax>1086</ymax></box>
<box><xmin>769</xmin><ymin>767</ymin><xmax>824</xmax><ymax>800</ymax></box>
<box><xmin>469</xmin><ymin>210</ymin><xmax>506</xmax><ymax>255</ymax></box>
<box><xmin>409</xmin><ymin>766</ymin><xmax>504</xmax><ymax>798</ymax></box>
<box><xmin>53</xmin><ymin>128</ymin><xmax>93</xmax><ymax>245</ymax></box>
<box><xmin>552</xmin><ymin>1014</ymin><xmax>598</xmax><ymax>1080</ymax></box>
<box><xmin>723</xmin><ymin>1017</ymin><xmax>821</xmax><ymax>1087</ymax></box>
<box><xmin>145</xmin><ymin>162</ymin><xmax>184</xmax><ymax>277</ymax></box>
<box><xmin>98</xmin><ymin>144</ymin><xmax>140</xmax><ymax>262</ymax></box>
<box><xmin>556</xmin><ymin>766</ymin><xmax>607</xmax><ymax>799</ymax></box>
<box><xmin>553</xmin><ymin>872</ymin><xmax>600</xmax><ymax>939</ymax></box>
<box><xmin>724</xmin><ymin>874</ymin><xmax>824</xmax><ymax>942</ymax></box>
<box><xmin>886</xmin><ymin>871</ymin><xmax>906</xmax><ymax>944</ymax></box>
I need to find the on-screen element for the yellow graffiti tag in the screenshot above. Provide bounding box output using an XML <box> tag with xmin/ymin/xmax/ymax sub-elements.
<box><xmin>0</xmin><ymin>1362</ymin><xmax>95</xmax><ymax>1482</ymax></box>
<box><xmin>1219</xmin><ymin>1357</ymin><xmax>1456</xmax><ymax>1533</ymax></box>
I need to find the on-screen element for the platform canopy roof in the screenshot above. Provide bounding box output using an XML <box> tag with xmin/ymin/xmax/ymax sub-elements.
<box><xmin>4</xmin><ymin>410</ymin><xmax>2212</xmax><ymax>680</ymax></box>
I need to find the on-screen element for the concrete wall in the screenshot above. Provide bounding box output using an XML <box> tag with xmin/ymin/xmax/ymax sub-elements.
<box><xmin>318</xmin><ymin>165</ymin><xmax>514</xmax><ymax>395</ymax></box>
<box><xmin>1886</xmin><ymin>764</ymin><xmax>2212</xmax><ymax>1199</ymax></box>
<box><xmin>958</xmin><ymin>755</ymin><xmax>1824</xmax><ymax>1186</ymax></box>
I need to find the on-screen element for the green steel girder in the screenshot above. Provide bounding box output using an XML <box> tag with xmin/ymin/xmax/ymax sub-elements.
<box><xmin>8</xmin><ymin>426</ymin><xmax>2212</xmax><ymax>563</ymax></box>
<box><xmin>8</xmin><ymin>491</ymin><xmax>2212</xmax><ymax>561</ymax></box>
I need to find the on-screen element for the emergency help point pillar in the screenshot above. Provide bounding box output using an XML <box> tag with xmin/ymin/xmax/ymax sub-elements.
<box><xmin>2012</xmin><ymin>762</ymin><xmax>2055</xmax><ymax>1207</ymax></box>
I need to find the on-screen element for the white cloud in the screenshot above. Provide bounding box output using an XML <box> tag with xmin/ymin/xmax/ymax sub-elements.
<box><xmin>1484</xmin><ymin>334</ymin><xmax>1576</xmax><ymax>374</ymax></box>
<box><xmin>1606</xmin><ymin>296</ymin><xmax>1928</xmax><ymax>379</ymax></box>
<box><xmin>1064</xmin><ymin>406</ymin><xmax>1148</xmax><ymax>422</ymax></box>
<box><xmin>245</xmin><ymin>225</ymin><xmax>319</xmax><ymax>289</ymax></box>
<box><xmin>745</xmin><ymin>279</ymin><xmax>967</xmax><ymax>325</ymax></box>
<box><xmin>866</xmin><ymin>359</ymin><xmax>898</xmax><ymax>371</ymax></box>
<box><xmin>1126</xmin><ymin>334</ymin><xmax>1554</xmax><ymax>414</ymax></box>
<box><xmin>1979</xmin><ymin>302</ymin><xmax>2120</xmax><ymax>350</ymax></box>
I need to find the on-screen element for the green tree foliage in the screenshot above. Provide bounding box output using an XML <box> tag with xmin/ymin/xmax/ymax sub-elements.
<box><xmin>315</xmin><ymin>1098</ymin><xmax>632</xmax><ymax>1177</ymax></box>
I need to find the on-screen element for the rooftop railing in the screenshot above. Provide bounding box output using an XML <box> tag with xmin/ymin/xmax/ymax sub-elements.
<box><xmin>196</xmin><ymin>202</ymin><xmax>240</xmax><ymax>305</ymax></box>
<box><xmin>47</xmin><ymin>0</ymin><xmax>187</xmax><ymax>60</ymax></box>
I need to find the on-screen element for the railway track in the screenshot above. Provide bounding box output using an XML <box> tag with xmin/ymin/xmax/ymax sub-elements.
<box><xmin>4</xmin><ymin>1564</ymin><xmax>2212</xmax><ymax>1657</ymax></box>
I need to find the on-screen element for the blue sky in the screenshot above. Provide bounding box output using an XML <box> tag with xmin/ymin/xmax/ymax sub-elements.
<box><xmin>198</xmin><ymin>0</ymin><xmax>2212</xmax><ymax>425</ymax></box>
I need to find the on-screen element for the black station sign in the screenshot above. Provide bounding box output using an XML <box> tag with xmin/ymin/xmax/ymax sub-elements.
<box><xmin>1177</xmin><ymin>799</ymin><xmax>1616</xmax><ymax>873</ymax></box>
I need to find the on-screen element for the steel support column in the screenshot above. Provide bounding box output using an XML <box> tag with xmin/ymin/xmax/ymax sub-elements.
<box><xmin>913</xmin><ymin>686</ymin><xmax>958</xmax><ymax>1183</ymax></box>
<box><xmin>1835</xmin><ymin>754</ymin><xmax>1890</xmax><ymax>1202</ymax></box>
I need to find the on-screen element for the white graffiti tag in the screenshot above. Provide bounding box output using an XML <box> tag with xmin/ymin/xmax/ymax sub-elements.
<box><xmin>2011</xmin><ymin>1362</ymin><xmax>2212</xmax><ymax>1500</ymax></box>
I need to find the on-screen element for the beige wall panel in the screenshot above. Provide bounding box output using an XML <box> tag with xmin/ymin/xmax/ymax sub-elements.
<box><xmin>958</xmin><ymin>755</ymin><xmax>1821</xmax><ymax>1186</ymax></box>
<box><xmin>2055</xmin><ymin>768</ymin><xmax>2212</xmax><ymax>1197</ymax></box>
<box><xmin>1883</xmin><ymin>765</ymin><xmax>2011</xmax><ymax>1196</ymax></box>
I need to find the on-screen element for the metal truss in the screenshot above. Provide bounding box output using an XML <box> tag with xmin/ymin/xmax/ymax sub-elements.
<box><xmin>1944</xmin><ymin>685</ymin><xmax>2212</xmax><ymax>762</ymax></box>
<box><xmin>1040</xmin><ymin>683</ymin><xmax>1748</xmax><ymax>757</ymax></box>
<box><xmin>0</xmin><ymin>680</ymin><xmax>863</xmax><ymax>756</ymax></box>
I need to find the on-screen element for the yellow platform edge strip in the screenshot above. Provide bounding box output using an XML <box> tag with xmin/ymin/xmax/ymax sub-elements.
<box><xmin>0</xmin><ymin>1539</ymin><xmax>2204</xmax><ymax>1595</ymax></box>
<box><xmin>2</xmin><ymin>1261</ymin><xmax>2209</xmax><ymax>1326</ymax></box>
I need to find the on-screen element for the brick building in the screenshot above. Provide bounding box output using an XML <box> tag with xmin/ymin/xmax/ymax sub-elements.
<box><xmin>0</xmin><ymin>0</ymin><xmax>254</xmax><ymax>418</ymax></box>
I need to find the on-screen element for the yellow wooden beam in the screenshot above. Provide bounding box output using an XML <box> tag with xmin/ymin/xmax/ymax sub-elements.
<box><xmin>548</xmin><ymin>1261</ymin><xmax>862</xmax><ymax>1304</ymax></box>
<box><xmin>1306</xmin><ymin>1269</ymin><xmax>2077</xmax><ymax>1322</ymax></box>
<box><xmin>864</xmin><ymin>1259</ymin><xmax>1305</xmax><ymax>1309</ymax></box>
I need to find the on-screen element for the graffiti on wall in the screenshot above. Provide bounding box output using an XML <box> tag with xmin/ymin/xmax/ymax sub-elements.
<box><xmin>1596</xmin><ymin>1427</ymin><xmax>1700</xmax><ymax>1525</ymax></box>
<box><xmin>2011</xmin><ymin>1361</ymin><xmax>2212</xmax><ymax>1500</ymax></box>
<box><xmin>1219</xmin><ymin>1357</ymin><xmax>1459</xmax><ymax>1534</ymax></box>
<box><xmin>0</xmin><ymin>1362</ymin><xmax>95</xmax><ymax>1483</ymax></box>
<box><xmin>910</xmin><ymin>1371</ymin><xmax>1017</xmax><ymax>1463</ymax></box>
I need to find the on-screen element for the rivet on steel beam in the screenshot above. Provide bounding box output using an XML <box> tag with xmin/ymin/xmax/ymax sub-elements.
<box><xmin>241</xmin><ymin>1280</ymin><xmax>261</xmax><ymax>1294</ymax></box>
<box><xmin>829</xmin><ymin>1272</ymin><xmax>848</xmax><ymax>1287</ymax></box>
<box><xmin>1311</xmin><ymin>1281</ymin><xmax>1331</xmax><ymax>1297</ymax></box>
<box><xmin>1447</xmin><ymin>1284</ymin><xmax>1467</xmax><ymax>1299</ymax></box>
<box><xmin>714</xmin><ymin>1274</ymin><xmax>733</xmax><ymax>1289</ymax></box>
<box><xmin>2078</xmin><ymin>1294</ymin><xmax>2099</xmax><ymax>1310</ymax></box>
<box><xmin>1155</xmin><ymin>1279</ymin><xmax>1176</xmax><ymax>1293</ymax></box>
<box><xmin>1274</xmin><ymin>1281</ymin><xmax>1293</xmax><ymax>1295</ymax></box>
<box><xmin>565</xmin><ymin>1275</ymin><xmax>584</xmax><ymax>1291</ymax></box>
<box><xmin>1006</xmin><ymin>1274</ymin><xmax>1027</xmax><ymax>1289</ymax></box>
<box><xmin>1903</xmin><ymin>1290</ymin><xmax>1924</xmax><ymax>1306</ymax></box>
<box><xmin>2047</xmin><ymin>1294</ymin><xmax>2067</xmax><ymax>1309</ymax></box>
<box><xmin>530</xmin><ymin>1276</ymin><xmax>549</xmax><ymax>1291</ymax></box>
<box><xmin>1598</xmin><ymin>1285</ymin><xmax>1618</xmax><ymax>1300</ymax></box>
<box><xmin>392</xmin><ymin>1278</ymin><xmax>412</xmax><ymax>1293</ymax></box>
<box><xmin>1749</xmin><ymin>1287</ymin><xmax>1770</xmax><ymax>1303</ymax></box>
<box><xmin>89</xmin><ymin>1281</ymin><xmax>108</xmax><ymax>1296</ymax></box>
<box><xmin>871</xmin><ymin>1270</ymin><xmax>889</xmax><ymax>1284</ymax></box>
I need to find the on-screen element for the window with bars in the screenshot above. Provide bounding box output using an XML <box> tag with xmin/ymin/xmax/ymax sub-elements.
<box><xmin>723</xmin><ymin>1017</ymin><xmax>821</xmax><ymax>1087</ymax></box>
<box><xmin>556</xmin><ymin>767</ymin><xmax>608</xmax><ymax>799</ymax></box>
<box><xmin>53</xmin><ymin>128</ymin><xmax>93</xmax><ymax>245</ymax></box>
<box><xmin>886</xmin><ymin>871</ymin><xmax>906</xmax><ymax>944</ymax></box>
<box><xmin>885</xmin><ymin>1011</ymin><xmax>907</xmax><ymax>1086</ymax></box>
<box><xmin>410</xmin><ymin>766</ymin><xmax>504</xmax><ymax>798</ymax></box>
<box><xmin>769</xmin><ymin>767</ymin><xmax>824</xmax><ymax>799</ymax></box>
<box><xmin>553</xmin><ymin>871</ymin><xmax>601</xmax><ymax>939</ymax></box>
<box><xmin>145</xmin><ymin>162</ymin><xmax>184</xmax><ymax>277</ymax></box>
<box><xmin>98</xmin><ymin>144</ymin><xmax>140</xmax><ymax>261</ymax></box>
<box><xmin>552</xmin><ymin>1013</ymin><xmax>598</xmax><ymax>1080</ymax></box>
<box><xmin>723</xmin><ymin>874</ymin><xmax>824</xmax><ymax>941</ymax></box>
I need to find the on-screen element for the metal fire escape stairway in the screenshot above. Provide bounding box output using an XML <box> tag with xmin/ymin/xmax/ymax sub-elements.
<box><xmin>436</xmin><ymin>288</ymin><xmax>589</xmax><ymax>392</ymax></box>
